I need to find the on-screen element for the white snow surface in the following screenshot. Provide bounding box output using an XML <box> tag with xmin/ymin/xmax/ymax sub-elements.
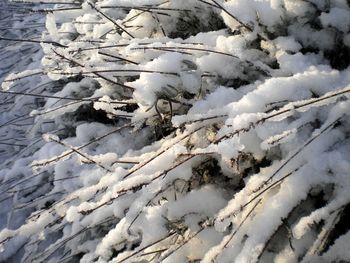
<box><xmin>1</xmin><ymin>0</ymin><xmax>350</xmax><ymax>263</ymax></box>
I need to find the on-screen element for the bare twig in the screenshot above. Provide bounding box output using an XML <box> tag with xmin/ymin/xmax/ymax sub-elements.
<box><xmin>87</xmin><ymin>1</ymin><xmax>134</xmax><ymax>38</ymax></box>
<box><xmin>0</xmin><ymin>90</ymin><xmax>135</xmax><ymax>105</ymax></box>
<box><xmin>48</xmin><ymin>136</ymin><xmax>113</xmax><ymax>172</ymax></box>
<box><xmin>0</xmin><ymin>36</ymin><xmax>67</xmax><ymax>47</ymax></box>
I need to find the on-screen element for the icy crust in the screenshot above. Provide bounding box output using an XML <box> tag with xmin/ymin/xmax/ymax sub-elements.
<box><xmin>1</xmin><ymin>0</ymin><xmax>350</xmax><ymax>263</ymax></box>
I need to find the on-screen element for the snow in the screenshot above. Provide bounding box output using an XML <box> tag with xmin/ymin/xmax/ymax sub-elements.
<box><xmin>273</xmin><ymin>36</ymin><xmax>302</xmax><ymax>52</ymax></box>
<box><xmin>1</xmin><ymin>0</ymin><xmax>350</xmax><ymax>262</ymax></box>
<box><xmin>320</xmin><ymin>8</ymin><xmax>350</xmax><ymax>33</ymax></box>
<box><xmin>167</xmin><ymin>185</ymin><xmax>227</xmax><ymax>219</ymax></box>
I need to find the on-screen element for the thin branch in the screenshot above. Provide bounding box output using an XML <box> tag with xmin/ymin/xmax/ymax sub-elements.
<box><xmin>51</xmin><ymin>68</ymin><xmax>179</xmax><ymax>76</ymax></box>
<box><xmin>32</xmin><ymin>122</ymin><xmax>134</xmax><ymax>167</ymax></box>
<box><xmin>81</xmin><ymin>154</ymin><xmax>196</xmax><ymax>215</ymax></box>
<box><xmin>87</xmin><ymin>1</ymin><xmax>134</xmax><ymax>38</ymax></box>
<box><xmin>123</xmin><ymin>126</ymin><xmax>204</xmax><ymax>179</ymax></box>
<box><xmin>115</xmin><ymin>232</ymin><xmax>177</xmax><ymax>263</ymax></box>
<box><xmin>48</xmin><ymin>136</ymin><xmax>113</xmax><ymax>173</ymax></box>
<box><xmin>0</xmin><ymin>90</ymin><xmax>135</xmax><ymax>105</ymax></box>
<box><xmin>131</xmin><ymin>46</ymin><xmax>238</xmax><ymax>59</ymax></box>
<box><xmin>51</xmin><ymin>49</ymin><xmax>135</xmax><ymax>90</ymax></box>
<box><xmin>210</xmin><ymin>0</ymin><xmax>254</xmax><ymax>32</ymax></box>
<box><xmin>98</xmin><ymin>51</ymin><xmax>139</xmax><ymax>65</ymax></box>
<box><xmin>251</xmin><ymin>117</ymin><xmax>342</xmax><ymax>193</ymax></box>
<box><xmin>215</xmin><ymin>87</ymin><xmax>350</xmax><ymax>143</ymax></box>
<box><xmin>0</xmin><ymin>36</ymin><xmax>67</xmax><ymax>47</ymax></box>
<box><xmin>217</xmin><ymin>168</ymin><xmax>299</xmax><ymax>223</ymax></box>
<box><xmin>2</xmin><ymin>70</ymin><xmax>44</xmax><ymax>82</ymax></box>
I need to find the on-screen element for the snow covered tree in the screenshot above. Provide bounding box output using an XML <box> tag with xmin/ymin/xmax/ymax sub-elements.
<box><xmin>1</xmin><ymin>0</ymin><xmax>350</xmax><ymax>262</ymax></box>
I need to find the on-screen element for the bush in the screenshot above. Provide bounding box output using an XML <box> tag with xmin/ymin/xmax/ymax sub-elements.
<box><xmin>1</xmin><ymin>0</ymin><xmax>350</xmax><ymax>262</ymax></box>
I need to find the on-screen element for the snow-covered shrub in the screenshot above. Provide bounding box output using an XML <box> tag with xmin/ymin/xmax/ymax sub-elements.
<box><xmin>1</xmin><ymin>0</ymin><xmax>350</xmax><ymax>262</ymax></box>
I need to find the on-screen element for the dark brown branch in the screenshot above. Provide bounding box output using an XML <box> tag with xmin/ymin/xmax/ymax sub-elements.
<box><xmin>51</xmin><ymin>68</ymin><xmax>179</xmax><ymax>76</ymax></box>
<box><xmin>0</xmin><ymin>90</ymin><xmax>135</xmax><ymax>105</ymax></box>
<box><xmin>131</xmin><ymin>46</ymin><xmax>238</xmax><ymax>59</ymax></box>
<box><xmin>215</xmin><ymin>88</ymin><xmax>350</xmax><ymax>143</ymax></box>
<box><xmin>0</xmin><ymin>36</ymin><xmax>67</xmax><ymax>47</ymax></box>
<box><xmin>32</xmin><ymin>122</ymin><xmax>134</xmax><ymax>167</ymax></box>
<box><xmin>210</xmin><ymin>0</ymin><xmax>254</xmax><ymax>32</ymax></box>
<box><xmin>217</xmin><ymin>168</ymin><xmax>299</xmax><ymax>223</ymax></box>
<box><xmin>48</xmin><ymin>136</ymin><xmax>113</xmax><ymax>173</ymax></box>
<box><xmin>51</xmin><ymin>49</ymin><xmax>135</xmax><ymax>90</ymax></box>
<box><xmin>87</xmin><ymin>1</ymin><xmax>134</xmax><ymax>38</ymax></box>
<box><xmin>251</xmin><ymin>117</ymin><xmax>342</xmax><ymax>193</ymax></box>
<box><xmin>116</xmin><ymin>232</ymin><xmax>177</xmax><ymax>263</ymax></box>
<box><xmin>210</xmin><ymin>198</ymin><xmax>262</xmax><ymax>262</ymax></box>
<box><xmin>81</xmin><ymin>154</ymin><xmax>196</xmax><ymax>215</ymax></box>
<box><xmin>123</xmin><ymin>126</ymin><xmax>204</xmax><ymax>179</ymax></box>
<box><xmin>98</xmin><ymin>51</ymin><xmax>138</xmax><ymax>65</ymax></box>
